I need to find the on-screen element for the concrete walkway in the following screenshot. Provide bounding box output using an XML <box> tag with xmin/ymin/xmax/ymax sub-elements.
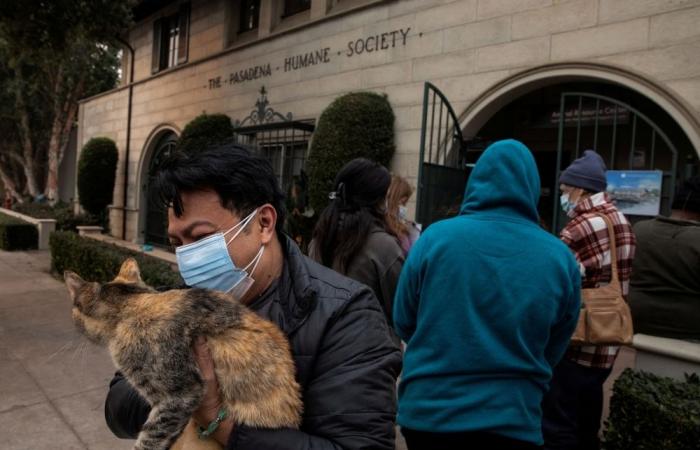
<box><xmin>0</xmin><ymin>249</ymin><xmax>131</xmax><ymax>450</ymax></box>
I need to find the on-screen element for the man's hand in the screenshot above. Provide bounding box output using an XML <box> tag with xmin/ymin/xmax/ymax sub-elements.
<box><xmin>192</xmin><ymin>336</ymin><xmax>234</xmax><ymax>445</ymax></box>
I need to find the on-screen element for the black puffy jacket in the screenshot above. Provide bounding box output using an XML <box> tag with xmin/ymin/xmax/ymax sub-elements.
<box><xmin>105</xmin><ymin>237</ymin><xmax>403</xmax><ymax>449</ymax></box>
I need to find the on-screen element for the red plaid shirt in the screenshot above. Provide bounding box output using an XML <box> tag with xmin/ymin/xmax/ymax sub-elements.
<box><xmin>560</xmin><ymin>193</ymin><xmax>636</xmax><ymax>369</ymax></box>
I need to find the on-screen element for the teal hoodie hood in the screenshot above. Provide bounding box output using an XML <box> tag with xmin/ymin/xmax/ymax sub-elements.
<box><xmin>393</xmin><ymin>139</ymin><xmax>581</xmax><ymax>444</ymax></box>
<box><xmin>460</xmin><ymin>139</ymin><xmax>540</xmax><ymax>223</ymax></box>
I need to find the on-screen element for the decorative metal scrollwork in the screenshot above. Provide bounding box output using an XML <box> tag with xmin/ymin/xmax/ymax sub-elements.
<box><xmin>234</xmin><ymin>86</ymin><xmax>293</xmax><ymax>127</ymax></box>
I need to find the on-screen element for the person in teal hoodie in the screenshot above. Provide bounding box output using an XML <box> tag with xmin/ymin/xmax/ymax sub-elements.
<box><xmin>394</xmin><ymin>139</ymin><xmax>581</xmax><ymax>450</ymax></box>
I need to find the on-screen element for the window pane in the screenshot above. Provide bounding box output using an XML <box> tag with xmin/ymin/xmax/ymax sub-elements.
<box><xmin>159</xmin><ymin>17</ymin><xmax>170</xmax><ymax>70</ymax></box>
<box><xmin>239</xmin><ymin>0</ymin><xmax>259</xmax><ymax>32</ymax></box>
<box><xmin>159</xmin><ymin>15</ymin><xmax>180</xmax><ymax>70</ymax></box>
<box><xmin>284</xmin><ymin>0</ymin><xmax>311</xmax><ymax>17</ymax></box>
<box><xmin>169</xmin><ymin>23</ymin><xmax>179</xmax><ymax>67</ymax></box>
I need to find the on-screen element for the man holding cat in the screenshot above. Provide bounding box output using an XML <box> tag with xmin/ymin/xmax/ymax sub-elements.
<box><xmin>104</xmin><ymin>142</ymin><xmax>403</xmax><ymax>449</ymax></box>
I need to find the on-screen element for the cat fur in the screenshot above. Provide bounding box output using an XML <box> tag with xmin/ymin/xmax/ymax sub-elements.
<box><xmin>64</xmin><ymin>258</ymin><xmax>302</xmax><ymax>450</ymax></box>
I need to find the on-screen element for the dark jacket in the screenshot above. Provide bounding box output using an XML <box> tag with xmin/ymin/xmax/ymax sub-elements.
<box><xmin>629</xmin><ymin>216</ymin><xmax>700</xmax><ymax>340</ymax></box>
<box><xmin>343</xmin><ymin>223</ymin><xmax>404</xmax><ymax>329</ymax></box>
<box><xmin>105</xmin><ymin>237</ymin><xmax>402</xmax><ymax>449</ymax></box>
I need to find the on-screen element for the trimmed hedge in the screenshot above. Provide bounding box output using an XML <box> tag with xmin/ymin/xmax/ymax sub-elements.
<box><xmin>12</xmin><ymin>202</ymin><xmax>55</xmax><ymax>219</ymax></box>
<box><xmin>307</xmin><ymin>92</ymin><xmax>395</xmax><ymax>213</ymax></box>
<box><xmin>177</xmin><ymin>113</ymin><xmax>234</xmax><ymax>154</ymax></box>
<box><xmin>50</xmin><ymin>231</ymin><xmax>183</xmax><ymax>289</ymax></box>
<box><xmin>604</xmin><ymin>369</ymin><xmax>700</xmax><ymax>450</ymax></box>
<box><xmin>13</xmin><ymin>201</ymin><xmax>103</xmax><ymax>232</ymax></box>
<box><xmin>78</xmin><ymin>137</ymin><xmax>118</xmax><ymax>215</ymax></box>
<box><xmin>0</xmin><ymin>212</ymin><xmax>38</xmax><ymax>250</ymax></box>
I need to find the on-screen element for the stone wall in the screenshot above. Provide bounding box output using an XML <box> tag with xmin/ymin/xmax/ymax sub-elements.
<box><xmin>78</xmin><ymin>0</ymin><xmax>700</xmax><ymax>242</ymax></box>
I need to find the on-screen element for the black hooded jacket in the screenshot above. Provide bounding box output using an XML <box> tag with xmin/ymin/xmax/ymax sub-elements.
<box><xmin>104</xmin><ymin>237</ymin><xmax>402</xmax><ymax>449</ymax></box>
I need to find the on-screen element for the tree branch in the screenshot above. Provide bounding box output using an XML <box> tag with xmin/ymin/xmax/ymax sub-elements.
<box><xmin>0</xmin><ymin>162</ymin><xmax>24</xmax><ymax>204</ymax></box>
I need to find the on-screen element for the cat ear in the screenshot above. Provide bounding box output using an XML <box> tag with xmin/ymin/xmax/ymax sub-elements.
<box><xmin>116</xmin><ymin>258</ymin><xmax>142</xmax><ymax>283</ymax></box>
<box><xmin>64</xmin><ymin>271</ymin><xmax>85</xmax><ymax>300</ymax></box>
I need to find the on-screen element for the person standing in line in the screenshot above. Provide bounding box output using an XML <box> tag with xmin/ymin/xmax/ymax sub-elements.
<box><xmin>309</xmin><ymin>158</ymin><xmax>405</xmax><ymax>340</ymax></box>
<box><xmin>103</xmin><ymin>144</ymin><xmax>402</xmax><ymax>449</ymax></box>
<box><xmin>542</xmin><ymin>150</ymin><xmax>636</xmax><ymax>450</ymax></box>
<box><xmin>394</xmin><ymin>139</ymin><xmax>581</xmax><ymax>450</ymax></box>
<box><xmin>629</xmin><ymin>175</ymin><xmax>700</xmax><ymax>340</ymax></box>
<box><xmin>386</xmin><ymin>175</ymin><xmax>421</xmax><ymax>255</ymax></box>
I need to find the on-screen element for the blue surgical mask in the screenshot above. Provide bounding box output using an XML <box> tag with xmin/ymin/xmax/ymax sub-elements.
<box><xmin>398</xmin><ymin>205</ymin><xmax>408</xmax><ymax>221</ymax></box>
<box><xmin>560</xmin><ymin>193</ymin><xmax>575</xmax><ymax>212</ymax></box>
<box><xmin>175</xmin><ymin>209</ymin><xmax>264</xmax><ymax>300</ymax></box>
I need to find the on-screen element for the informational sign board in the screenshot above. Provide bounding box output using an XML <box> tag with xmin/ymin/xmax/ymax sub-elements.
<box><xmin>606</xmin><ymin>170</ymin><xmax>663</xmax><ymax>216</ymax></box>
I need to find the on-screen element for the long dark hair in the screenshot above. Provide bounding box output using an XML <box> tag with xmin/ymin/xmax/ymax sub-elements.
<box><xmin>311</xmin><ymin>158</ymin><xmax>391</xmax><ymax>273</ymax></box>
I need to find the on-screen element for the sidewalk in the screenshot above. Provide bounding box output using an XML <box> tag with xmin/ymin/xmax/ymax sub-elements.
<box><xmin>0</xmin><ymin>249</ymin><xmax>131</xmax><ymax>450</ymax></box>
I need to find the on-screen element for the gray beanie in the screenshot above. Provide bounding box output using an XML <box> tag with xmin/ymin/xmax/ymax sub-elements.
<box><xmin>559</xmin><ymin>150</ymin><xmax>607</xmax><ymax>193</ymax></box>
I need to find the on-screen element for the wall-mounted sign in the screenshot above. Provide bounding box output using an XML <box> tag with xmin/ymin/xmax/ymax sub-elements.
<box><xmin>607</xmin><ymin>170</ymin><xmax>663</xmax><ymax>216</ymax></box>
<box><xmin>205</xmin><ymin>27</ymin><xmax>417</xmax><ymax>89</ymax></box>
<box><xmin>551</xmin><ymin>105</ymin><xmax>629</xmax><ymax>126</ymax></box>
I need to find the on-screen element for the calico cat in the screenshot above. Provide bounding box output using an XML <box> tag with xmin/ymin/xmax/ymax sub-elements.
<box><xmin>64</xmin><ymin>258</ymin><xmax>302</xmax><ymax>450</ymax></box>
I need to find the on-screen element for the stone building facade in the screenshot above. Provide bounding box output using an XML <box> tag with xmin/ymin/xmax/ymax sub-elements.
<box><xmin>78</xmin><ymin>0</ymin><xmax>700</xmax><ymax>245</ymax></box>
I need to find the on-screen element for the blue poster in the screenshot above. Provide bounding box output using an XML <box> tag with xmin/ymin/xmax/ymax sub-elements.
<box><xmin>606</xmin><ymin>170</ymin><xmax>663</xmax><ymax>216</ymax></box>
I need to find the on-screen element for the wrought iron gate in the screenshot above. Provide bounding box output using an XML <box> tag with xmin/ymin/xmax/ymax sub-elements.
<box><xmin>552</xmin><ymin>92</ymin><xmax>679</xmax><ymax>231</ymax></box>
<box><xmin>416</xmin><ymin>82</ymin><xmax>470</xmax><ymax>227</ymax></box>
<box><xmin>232</xmin><ymin>87</ymin><xmax>314</xmax><ymax>197</ymax></box>
<box><xmin>144</xmin><ymin>132</ymin><xmax>177</xmax><ymax>247</ymax></box>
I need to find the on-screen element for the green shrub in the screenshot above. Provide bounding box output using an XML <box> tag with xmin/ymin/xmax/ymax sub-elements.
<box><xmin>50</xmin><ymin>231</ymin><xmax>182</xmax><ymax>289</ymax></box>
<box><xmin>603</xmin><ymin>369</ymin><xmax>700</xmax><ymax>450</ymax></box>
<box><xmin>77</xmin><ymin>137</ymin><xmax>118</xmax><ymax>215</ymax></box>
<box><xmin>0</xmin><ymin>212</ymin><xmax>38</xmax><ymax>250</ymax></box>
<box><xmin>307</xmin><ymin>92</ymin><xmax>395</xmax><ymax>213</ymax></box>
<box><xmin>12</xmin><ymin>202</ymin><xmax>55</xmax><ymax>219</ymax></box>
<box><xmin>177</xmin><ymin>113</ymin><xmax>234</xmax><ymax>154</ymax></box>
<box><xmin>13</xmin><ymin>201</ymin><xmax>105</xmax><ymax>232</ymax></box>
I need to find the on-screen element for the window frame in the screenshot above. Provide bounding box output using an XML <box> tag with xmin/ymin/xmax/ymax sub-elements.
<box><xmin>282</xmin><ymin>0</ymin><xmax>312</xmax><ymax>18</ymax></box>
<box><xmin>151</xmin><ymin>2</ymin><xmax>190</xmax><ymax>74</ymax></box>
<box><xmin>239</xmin><ymin>0</ymin><xmax>261</xmax><ymax>33</ymax></box>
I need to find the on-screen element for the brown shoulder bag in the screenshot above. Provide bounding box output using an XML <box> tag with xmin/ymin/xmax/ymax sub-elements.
<box><xmin>571</xmin><ymin>214</ymin><xmax>634</xmax><ymax>346</ymax></box>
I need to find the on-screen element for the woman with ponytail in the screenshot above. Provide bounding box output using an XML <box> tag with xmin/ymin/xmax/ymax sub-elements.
<box><xmin>310</xmin><ymin>158</ymin><xmax>404</xmax><ymax>338</ymax></box>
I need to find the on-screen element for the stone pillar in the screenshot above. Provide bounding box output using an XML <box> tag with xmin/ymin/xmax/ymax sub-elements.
<box><xmin>258</xmin><ymin>0</ymin><xmax>281</xmax><ymax>38</ymax></box>
<box><xmin>36</xmin><ymin>219</ymin><xmax>57</xmax><ymax>250</ymax></box>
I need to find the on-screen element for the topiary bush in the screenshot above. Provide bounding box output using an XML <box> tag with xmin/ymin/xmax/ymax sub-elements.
<box><xmin>0</xmin><ymin>212</ymin><xmax>38</xmax><ymax>250</ymax></box>
<box><xmin>307</xmin><ymin>92</ymin><xmax>395</xmax><ymax>213</ymax></box>
<box><xmin>50</xmin><ymin>231</ymin><xmax>183</xmax><ymax>289</ymax></box>
<box><xmin>603</xmin><ymin>369</ymin><xmax>700</xmax><ymax>450</ymax></box>
<box><xmin>77</xmin><ymin>137</ymin><xmax>118</xmax><ymax>216</ymax></box>
<box><xmin>176</xmin><ymin>113</ymin><xmax>234</xmax><ymax>154</ymax></box>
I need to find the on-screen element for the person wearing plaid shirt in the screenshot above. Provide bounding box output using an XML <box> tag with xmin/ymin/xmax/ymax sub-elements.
<box><xmin>542</xmin><ymin>150</ymin><xmax>636</xmax><ymax>450</ymax></box>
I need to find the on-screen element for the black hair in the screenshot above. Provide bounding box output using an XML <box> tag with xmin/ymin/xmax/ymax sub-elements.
<box><xmin>310</xmin><ymin>158</ymin><xmax>391</xmax><ymax>273</ymax></box>
<box><xmin>155</xmin><ymin>141</ymin><xmax>286</xmax><ymax>234</ymax></box>
<box><xmin>672</xmin><ymin>175</ymin><xmax>700</xmax><ymax>213</ymax></box>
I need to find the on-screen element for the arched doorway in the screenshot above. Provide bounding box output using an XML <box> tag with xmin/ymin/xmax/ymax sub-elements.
<box><xmin>416</xmin><ymin>64</ymin><xmax>700</xmax><ymax>231</ymax></box>
<box><xmin>143</xmin><ymin>131</ymin><xmax>177</xmax><ymax>247</ymax></box>
<box><xmin>471</xmin><ymin>81</ymin><xmax>697</xmax><ymax>231</ymax></box>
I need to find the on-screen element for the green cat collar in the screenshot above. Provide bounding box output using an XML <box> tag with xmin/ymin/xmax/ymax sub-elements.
<box><xmin>198</xmin><ymin>407</ymin><xmax>228</xmax><ymax>439</ymax></box>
